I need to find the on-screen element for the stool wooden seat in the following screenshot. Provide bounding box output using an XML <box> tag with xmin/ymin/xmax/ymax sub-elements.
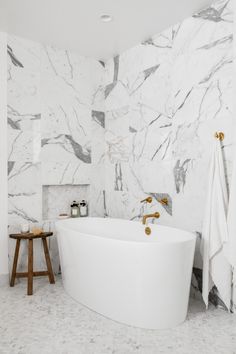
<box><xmin>9</xmin><ymin>232</ymin><xmax>55</xmax><ymax>295</ymax></box>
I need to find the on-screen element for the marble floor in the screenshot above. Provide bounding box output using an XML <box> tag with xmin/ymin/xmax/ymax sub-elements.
<box><xmin>0</xmin><ymin>277</ymin><xmax>235</xmax><ymax>354</ymax></box>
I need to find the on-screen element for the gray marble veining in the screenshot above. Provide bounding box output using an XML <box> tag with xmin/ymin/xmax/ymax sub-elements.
<box><xmin>103</xmin><ymin>0</ymin><xmax>235</xmax><ymax>310</ymax></box>
<box><xmin>4</xmin><ymin>0</ymin><xmax>236</xmax><ymax>313</ymax></box>
<box><xmin>193</xmin><ymin>0</ymin><xmax>229</xmax><ymax>22</ymax></box>
<box><xmin>92</xmin><ymin>110</ymin><xmax>105</xmax><ymax>128</ymax></box>
<box><xmin>173</xmin><ymin>159</ymin><xmax>191</xmax><ymax>194</ymax></box>
<box><xmin>114</xmin><ymin>163</ymin><xmax>123</xmax><ymax>191</ymax></box>
<box><xmin>150</xmin><ymin>193</ymin><xmax>172</xmax><ymax>215</ymax></box>
<box><xmin>7</xmin><ymin>45</ymin><xmax>24</xmax><ymax>67</ymax></box>
<box><xmin>105</xmin><ymin>55</ymin><xmax>119</xmax><ymax>98</ymax></box>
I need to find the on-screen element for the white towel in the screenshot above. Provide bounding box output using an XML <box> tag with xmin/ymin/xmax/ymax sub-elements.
<box><xmin>201</xmin><ymin>139</ymin><xmax>232</xmax><ymax>310</ymax></box>
<box><xmin>226</xmin><ymin>143</ymin><xmax>236</xmax><ymax>311</ymax></box>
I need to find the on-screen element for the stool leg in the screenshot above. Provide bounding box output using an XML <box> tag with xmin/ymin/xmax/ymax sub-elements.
<box><xmin>28</xmin><ymin>239</ymin><xmax>33</xmax><ymax>295</ymax></box>
<box><xmin>10</xmin><ymin>239</ymin><xmax>21</xmax><ymax>287</ymax></box>
<box><xmin>42</xmin><ymin>238</ymin><xmax>55</xmax><ymax>284</ymax></box>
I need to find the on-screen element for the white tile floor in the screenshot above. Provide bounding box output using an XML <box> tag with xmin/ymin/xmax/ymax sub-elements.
<box><xmin>0</xmin><ymin>277</ymin><xmax>236</xmax><ymax>354</ymax></box>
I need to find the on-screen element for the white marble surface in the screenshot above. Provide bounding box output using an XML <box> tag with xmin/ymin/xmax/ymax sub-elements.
<box><xmin>7</xmin><ymin>35</ymin><xmax>105</xmax><ymax>227</ymax></box>
<box><xmin>103</xmin><ymin>0</ymin><xmax>234</xmax><ymax>308</ymax></box>
<box><xmin>7</xmin><ymin>35</ymin><xmax>105</xmax><ymax>272</ymax></box>
<box><xmin>0</xmin><ymin>32</ymin><xmax>8</xmax><ymax>281</ymax></box>
<box><xmin>4</xmin><ymin>0</ymin><xmax>236</xmax><ymax>313</ymax></box>
<box><xmin>0</xmin><ymin>277</ymin><xmax>235</xmax><ymax>354</ymax></box>
<box><xmin>104</xmin><ymin>0</ymin><xmax>233</xmax><ymax>230</ymax></box>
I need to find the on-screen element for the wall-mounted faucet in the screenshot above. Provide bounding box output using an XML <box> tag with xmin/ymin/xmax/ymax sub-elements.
<box><xmin>142</xmin><ymin>212</ymin><xmax>160</xmax><ymax>225</ymax></box>
<box><xmin>140</xmin><ymin>196</ymin><xmax>161</xmax><ymax>235</ymax></box>
<box><xmin>141</xmin><ymin>196</ymin><xmax>168</xmax><ymax>206</ymax></box>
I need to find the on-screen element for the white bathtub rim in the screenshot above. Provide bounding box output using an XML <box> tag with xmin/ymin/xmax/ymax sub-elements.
<box><xmin>55</xmin><ymin>217</ymin><xmax>196</xmax><ymax>245</ymax></box>
<box><xmin>56</xmin><ymin>227</ymin><xmax>195</xmax><ymax>247</ymax></box>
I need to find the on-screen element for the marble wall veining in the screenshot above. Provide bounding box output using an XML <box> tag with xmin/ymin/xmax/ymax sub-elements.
<box><xmin>103</xmin><ymin>0</ymin><xmax>234</xmax><ymax>264</ymax></box>
<box><xmin>102</xmin><ymin>0</ymin><xmax>235</xmax><ymax>310</ymax></box>
<box><xmin>0</xmin><ymin>32</ymin><xmax>8</xmax><ymax>284</ymax></box>
<box><xmin>7</xmin><ymin>35</ymin><xmax>105</xmax><ymax>270</ymax></box>
<box><xmin>2</xmin><ymin>0</ymin><xmax>235</xmax><ymax>311</ymax></box>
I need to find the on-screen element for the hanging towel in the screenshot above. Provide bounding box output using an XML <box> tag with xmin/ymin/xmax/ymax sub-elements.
<box><xmin>201</xmin><ymin>138</ymin><xmax>232</xmax><ymax>310</ymax></box>
<box><xmin>226</xmin><ymin>143</ymin><xmax>236</xmax><ymax>310</ymax></box>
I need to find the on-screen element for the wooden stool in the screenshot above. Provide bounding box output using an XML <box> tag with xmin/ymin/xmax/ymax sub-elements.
<box><xmin>9</xmin><ymin>232</ymin><xmax>55</xmax><ymax>295</ymax></box>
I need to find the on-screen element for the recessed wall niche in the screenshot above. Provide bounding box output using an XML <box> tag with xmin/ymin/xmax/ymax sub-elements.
<box><xmin>42</xmin><ymin>184</ymin><xmax>89</xmax><ymax>220</ymax></box>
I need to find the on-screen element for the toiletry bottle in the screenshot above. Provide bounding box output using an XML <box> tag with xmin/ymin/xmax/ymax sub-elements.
<box><xmin>80</xmin><ymin>200</ymin><xmax>88</xmax><ymax>217</ymax></box>
<box><xmin>71</xmin><ymin>201</ymin><xmax>80</xmax><ymax>218</ymax></box>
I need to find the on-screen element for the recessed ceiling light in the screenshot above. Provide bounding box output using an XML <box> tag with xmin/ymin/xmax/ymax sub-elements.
<box><xmin>100</xmin><ymin>14</ymin><xmax>113</xmax><ymax>23</ymax></box>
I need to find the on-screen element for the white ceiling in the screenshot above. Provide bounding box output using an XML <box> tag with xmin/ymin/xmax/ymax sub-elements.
<box><xmin>0</xmin><ymin>0</ymin><xmax>212</xmax><ymax>61</ymax></box>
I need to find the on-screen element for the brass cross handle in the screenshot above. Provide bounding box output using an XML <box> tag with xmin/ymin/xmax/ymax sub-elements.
<box><xmin>140</xmin><ymin>196</ymin><xmax>152</xmax><ymax>203</ymax></box>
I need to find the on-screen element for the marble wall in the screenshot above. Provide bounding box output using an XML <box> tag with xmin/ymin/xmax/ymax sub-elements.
<box><xmin>7</xmin><ymin>35</ymin><xmax>105</xmax><ymax>271</ymax></box>
<box><xmin>3</xmin><ymin>0</ymin><xmax>235</xmax><ymax>309</ymax></box>
<box><xmin>0</xmin><ymin>32</ymin><xmax>8</xmax><ymax>284</ymax></box>
<box><xmin>103</xmin><ymin>0</ymin><xmax>234</xmax><ymax>272</ymax></box>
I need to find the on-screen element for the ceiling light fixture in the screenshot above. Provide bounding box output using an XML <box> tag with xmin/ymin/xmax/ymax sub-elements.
<box><xmin>100</xmin><ymin>14</ymin><xmax>113</xmax><ymax>23</ymax></box>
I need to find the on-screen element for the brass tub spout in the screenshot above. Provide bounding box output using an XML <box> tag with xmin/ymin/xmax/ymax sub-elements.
<box><xmin>142</xmin><ymin>212</ymin><xmax>160</xmax><ymax>225</ymax></box>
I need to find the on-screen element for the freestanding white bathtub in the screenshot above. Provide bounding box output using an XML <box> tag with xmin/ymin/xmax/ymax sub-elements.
<box><xmin>56</xmin><ymin>217</ymin><xmax>196</xmax><ymax>329</ymax></box>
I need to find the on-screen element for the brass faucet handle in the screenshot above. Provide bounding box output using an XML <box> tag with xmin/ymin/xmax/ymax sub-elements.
<box><xmin>140</xmin><ymin>196</ymin><xmax>152</xmax><ymax>204</ymax></box>
<box><xmin>153</xmin><ymin>212</ymin><xmax>160</xmax><ymax>218</ymax></box>
<box><xmin>158</xmin><ymin>198</ymin><xmax>168</xmax><ymax>206</ymax></box>
<box><xmin>215</xmin><ymin>132</ymin><xmax>224</xmax><ymax>141</ymax></box>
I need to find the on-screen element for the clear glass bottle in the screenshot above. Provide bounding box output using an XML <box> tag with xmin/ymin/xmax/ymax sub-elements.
<box><xmin>79</xmin><ymin>200</ymin><xmax>88</xmax><ymax>217</ymax></box>
<box><xmin>71</xmin><ymin>201</ymin><xmax>80</xmax><ymax>218</ymax></box>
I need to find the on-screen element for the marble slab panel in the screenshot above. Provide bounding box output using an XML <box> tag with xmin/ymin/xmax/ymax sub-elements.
<box><xmin>8</xmin><ymin>162</ymin><xmax>42</xmax><ymax>225</ymax></box>
<box><xmin>42</xmin><ymin>161</ymin><xmax>91</xmax><ymax>185</ymax></box>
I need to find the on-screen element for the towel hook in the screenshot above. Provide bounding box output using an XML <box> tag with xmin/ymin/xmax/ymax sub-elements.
<box><xmin>215</xmin><ymin>132</ymin><xmax>224</xmax><ymax>141</ymax></box>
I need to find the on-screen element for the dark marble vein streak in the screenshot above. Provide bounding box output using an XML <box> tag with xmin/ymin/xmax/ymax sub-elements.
<box><xmin>142</xmin><ymin>38</ymin><xmax>172</xmax><ymax>49</ymax></box>
<box><xmin>105</xmin><ymin>56</ymin><xmax>119</xmax><ymax>98</ymax></box>
<box><xmin>129</xmin><ymin>127</ymin><xmax>137</xmax><ymax>133</ymax></box>
<box><xmin>199</xmin><ymin>57</ymin><xmax>232</xmax><ymax>84</ymax></box>
<box><xmin>92</xmin><ymin>110</ymin><xmax>105</xmax><ymax>128</ymax></box>
<box><xmin>173</xmin><ymin>159</ymin><xmax>191</xmax><ymax>193</ymax></box>
<box><xmin>64</xmin><ymin>135</ymin><xmax>91</xmax><ymax>163</ymax></box>
<box><xmin>7</xmin><ymin>45</ymin><xmax>24</xmax><ymax>68</ymax></box>
<box><xmin>197</xmin><ymin>35</ymin><xmax>233</xmax><ymax>50</ymax></box>
<box><xmin>114</xmin><ymin>163</ymin><xmax>123</xmax><ymax>191</ymax></box>
<box><xmin>143</xmin><ymin>64</ymin><xmax>160</xmax><ymax>80</ymax></box>
<box><xmin>131</xmin><ymin>65</ymin><xmax>160</xmax><ymax>95</ymax></box>
<box><xmin>8</xmin><ymin>162</ymin><xmax>15</xmax><ymax>176</ymax></box>
<box><xmin>103</xmin><ymin>190</ymin><xmax>108</xmax><ymax>217</ymax></box>
<box><xmin>9</xmin><ymin>206</ymin><xmax>38</xmax><ymax>223</ymax></box>
<box><xmin>42</xmin><ymin>135</ymin><xmax>91</xmax><ymax>163</ymax></box>
<box><xmin>193</xmin><ymin>1</ymin><xmax>229</xmax><ymax>22</ymax></box>
<box><xmin>150</xmin><ymin>193</ymin><xmax>172</xmax><ymax>215</ymax></box>
<box><xmin>8</xmin><ymin>117</ymin><xmax>20</xmax><ymax>130</ymax></box>
<box><xmin>99</xmin><ymin>60</ymin><xmax>105</xmax><ymax>67</ymax></box>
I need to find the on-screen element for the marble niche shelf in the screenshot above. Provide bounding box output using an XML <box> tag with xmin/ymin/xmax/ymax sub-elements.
<box><xmin>42</xmin><ymin>184</ymin><xmax>89</xmax><ymax>220</ymax></box>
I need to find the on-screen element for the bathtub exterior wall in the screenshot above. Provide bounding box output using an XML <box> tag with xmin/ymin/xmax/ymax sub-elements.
<box><xmin>56</xmin><ymin>218</ymin><xmax>196</xmax><ymax>329</ymax></box>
